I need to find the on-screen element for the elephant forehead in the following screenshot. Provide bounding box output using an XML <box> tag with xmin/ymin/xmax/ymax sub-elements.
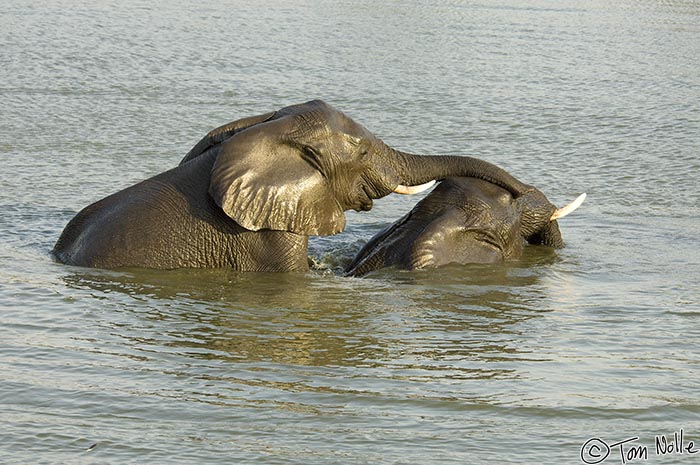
<box><xmin>277</xmin><ymin>99</ymin><xmax>334</xmax><ymax>118</ymax></box>
<box><xmin>443</xmin><ymin>190</ymin><xmax>514</xmax><ymax>220</ymax></box>
<box><xmin>277</xmin><ymin>99</ymin><xmax>373</xmax><ymax>140</ymax></box>
<box><xmin>440</xmin><ymin>177</ymin><xmax>513</xmax><ymax>205</ymax></box>
<box><xmin>453</xmin><ymin>196</ymin><xmax>521</xmax><ymax>237</ymax></box>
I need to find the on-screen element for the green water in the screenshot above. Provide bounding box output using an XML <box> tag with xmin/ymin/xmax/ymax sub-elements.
<box><xmin>2</xmin><ymin>1</ymin><xmax>699</xmax><ymax>463</ymax></box>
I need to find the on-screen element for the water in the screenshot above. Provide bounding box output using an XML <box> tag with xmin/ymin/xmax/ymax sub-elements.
<box><xmin>2</xmin><ymin>0</ymin><xmax>699</xmax><ymax>463</ymax></box>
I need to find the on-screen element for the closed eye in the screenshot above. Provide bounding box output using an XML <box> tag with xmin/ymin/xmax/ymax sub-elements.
<box><xmin>472</xmin><ymin>231</ymin><xmax>502</xmax><ymax>251</ymax></box>
<box><xmin>299</xmin><ymin>145</ymin><xmax>324</xmax><ymax>174</ymax></box>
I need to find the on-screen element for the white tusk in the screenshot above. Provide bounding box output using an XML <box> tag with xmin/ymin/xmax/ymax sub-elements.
<box><xmin>551</xmin><ymin>193</ymin><xmax>587</xmax><ymax>220</ymax></box>
<box><xmin>393</xmin><ymin>180</ymin><xmax>436</xmax><ymax>195</ymax></box>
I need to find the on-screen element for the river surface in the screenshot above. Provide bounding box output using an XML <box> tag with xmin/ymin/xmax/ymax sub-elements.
<box><xmin>2</xmin><ymin>1</ymin><xmax>699</xmax><ymax>464</ymax></box>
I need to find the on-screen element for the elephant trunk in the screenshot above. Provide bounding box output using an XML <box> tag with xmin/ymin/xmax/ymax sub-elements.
<box><xmin>385</xmin><ymin>146</ymin><xmax>533</xmax><ymax>197</ymax></box>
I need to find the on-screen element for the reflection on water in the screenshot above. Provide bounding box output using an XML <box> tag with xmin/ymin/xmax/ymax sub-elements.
<box><xmin>60</xmin><ymin>249</ymin><xmax>554</xmax><ymax>380</ymax></box>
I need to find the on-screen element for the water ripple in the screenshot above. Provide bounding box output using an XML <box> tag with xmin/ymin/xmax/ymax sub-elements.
<box><xmin>2</xmin><ymin>0</ymin><xmax>700</xmax><ymax>464</ymax></box>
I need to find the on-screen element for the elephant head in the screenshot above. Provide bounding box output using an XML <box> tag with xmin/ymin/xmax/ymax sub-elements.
<box><xmin>180</xmin><ymin>100</ymin><xmax>535</xmax><ymax>237</ymax></box>
<box><xmin>345</xmin><ymin>177</ymin><xmax>585</xmax><ymax>276</ymax></box>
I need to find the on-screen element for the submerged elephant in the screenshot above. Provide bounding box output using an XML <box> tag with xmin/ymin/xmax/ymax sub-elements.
<box><xmin>345</xmin><ymin>177</ymin><xmax>585</xmax><ymax>276</ymax></box>
<box><xmin>53</xmin><ymin>100</ymin><xmax>538</xmax><ymax>271</ymax></box>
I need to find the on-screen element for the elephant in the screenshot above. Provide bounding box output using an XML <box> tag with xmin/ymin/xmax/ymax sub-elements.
<box><xmin>52</xmin><ymin>100</ymin><xmax>540</xmax><ymax>271</ymax></box>
<box><xmin>345</xmin><ymin>176</ymin><xmax>585</xmax><ymax>276</ymax></box>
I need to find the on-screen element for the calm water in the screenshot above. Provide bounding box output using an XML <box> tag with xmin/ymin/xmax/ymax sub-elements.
<box><xmin>2</xmin><ymin>1</ymin><xmax>699</xmax><ymax>463</ymax></box>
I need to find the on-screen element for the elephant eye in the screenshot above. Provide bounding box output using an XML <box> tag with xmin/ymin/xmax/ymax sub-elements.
<box><xmin>475</xmin><ymin>231</ymin><xmax>502</xmax><ymax>251</ymax></box>
<box><xmin>354</xmin><ymin>139</ymin><xmax>372</xmax><ymax>160</ymax></box>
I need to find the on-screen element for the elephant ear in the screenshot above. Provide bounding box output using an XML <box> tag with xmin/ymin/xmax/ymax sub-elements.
<box><xmin>180</xmin><ymin>111</ymin><xmax>277</xmax><ymax>165</ymax></box>
<box><xmin>208</xmin><ymin>116</ymin><xmax>345</xmax><ymax>236</ymax></box>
